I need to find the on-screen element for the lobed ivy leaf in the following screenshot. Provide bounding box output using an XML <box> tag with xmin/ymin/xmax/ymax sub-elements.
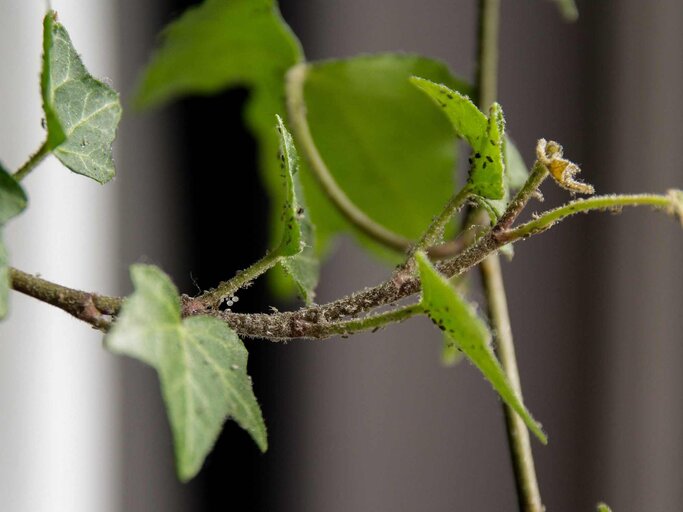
<box><xmin>301</xmin><ymin>55</ymin><xmax>469</xmax><ymax>255</ymax></box>
<box><xmin>411</xmin><ymin>77</ymin><xmax>505</xmax><ymax>200</ymax></box>
<box><xmin>416</xmin><ymin>252</ymin><xmax>547</xmax><ymax>444</ymax></box>
<box><xmin>274</xmin><ymin>116</ymin><xmax>318</xmax><ymax>303</ymax></box>
<box><xmin>0</xmin><ymin>166</ymin><xmax>28</xmax><ymax>318</ymax></box>
<box><xmin>41</xmin><ymin>12</ymin><xmax>122</xmax><ymax>183</ymax></box>
<box><xmin>106</xmin><ymin>265</ymin><xmax>267</xmax><ymax>482</ymax></box>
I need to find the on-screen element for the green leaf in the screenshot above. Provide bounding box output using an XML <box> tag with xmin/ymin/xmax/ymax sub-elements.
<box><xmin>135</xmin><ymin>0</ymin><xmax>302</xmax><ymax>108</ymax></box>
<box><xmin>549</xmin><ymin>0</ymin><xmax>579</xmax><ymax>22</ymax></box>
<box><xmin>596</xmin><ymin>503</ymin><xmax>612</xmax><ymax>512</ymax></box>
<box><xmin>479</xmin><ymin>138</ymin><xmax>529</xmax><ymax>258</ymax></box>
<box><xmin>0</xmin><ymin>166</ymin><xmax>28</xmax><ymax>319</ymax></box>
<box><xmin>135</xmin><ymin>0</ymin><xmax>303</xmax><ymax>297</ymax></box>
<box><xmin>505</xmin><ymin>137</ymin><xmax>529</xmax><ymax>191</ymax></box>
<box><xmin>274</xmin><ymin>116</ymin><xmax>319</xmax><ymax>303</ymax></box>
<box><xmin>106</xmin><ymin>265</ymin><xmax>267</xmax><ymax>482</ymax></box>
<box><xmin>0</xmin><ymin>167</ymin><xmax>28</xmax><ymax>225</ymax></box>
<box><xmin>411</xmin><ymin>77</ymin><xmax>505</xmax><ymax>200</ymax></box>
<box><xmin>416</xmin><ymin>252</ymin><xmax>547</xmax><ymax>444</ymax></box>
<box><xmin>301</xmin><ymin>54</ymin><xmax>469</xmax><ymax>255</ymax></box>
<box><xmin>42</xmin><ymin>11</ymin><xmax>122</xmax><ymax>184</ymax></box>
<box><xmin>409</xmin><ymin>76</ymin><xmax>486</xmax><ymax>147</ymax></box>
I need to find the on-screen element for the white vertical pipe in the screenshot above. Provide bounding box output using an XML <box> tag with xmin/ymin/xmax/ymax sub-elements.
<box><xmin>0</xmin><ymin>1</ymin><xmax>120</xmax><ymax>511</ymax></box>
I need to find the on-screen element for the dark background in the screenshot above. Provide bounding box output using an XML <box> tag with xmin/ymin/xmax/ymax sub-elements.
<box><xmin>114</xmin><ymin>1</ymin><xmax>683</xmax><ymax>511</ymax></box>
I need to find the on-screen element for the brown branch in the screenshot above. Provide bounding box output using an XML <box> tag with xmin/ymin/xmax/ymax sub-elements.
<box><xmin>8</xmin><ymin>160</ymin><xmax>550</xmax><ymax>340</ymax></box>
<box><xmin>9</xmin><ymin>268</ymin><xmax>121</xmax><ymax>330</ymax></box>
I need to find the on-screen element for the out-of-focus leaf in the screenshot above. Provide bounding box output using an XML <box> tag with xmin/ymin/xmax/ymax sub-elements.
<box><xmin>548</xmin><ymin>0</ymin><xmax>579</xmax><ymax>22</ymax></box>
<box><xmin>106</xmin><ymin>265</ymin><xmax>267</xmax><ymax>482</ymax></box>
<box><xmin>135</xmin><ymin>0</ymin><xmax>303</xmax><ymax>297</ymax></box>
<box><xmin>505</xmin><ymin>137</ymin><xmax>529</xmax><ymax>191</ymax></box>
<box><xmin>0</xmin><ymin>167</ymin><xmax>27</xmax><ymax>224</ymax></box>
<box><xmin>301</xmin><ymin>55</ymin><xmax>468</xmax><ymax>255</ymax></box>
<box><xmin>0</xmin><ymin>166</ymin><xmax>28</xmax><ymax>318</ymax></box>
<box><xmin>416</xmin><ymin>252</ymin><xmax>547</xmax><ymax>444</ymax></box>
<box><xmin>596</xmin><ymin>503</ymin><xmax>612</xmax><ymax>512</ymax></box>
<box><xmin>42</xmin><ymin>11</ymin><xmax>122</xmax><ymax>183</ymax></box>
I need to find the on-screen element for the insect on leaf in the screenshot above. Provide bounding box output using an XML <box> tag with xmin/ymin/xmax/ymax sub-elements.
<box><xmin>411</xmin><ymin>77</ymin><xmax>506</xmax><ymax>200</ymax></box>
<box><xmin>274</xmin><ymin>116</ymin><xmax>319</xmax><ymax>303</ymax></box>
<box><xmin>416</xmin><ymin>252</ymin><xmax>547</xmax><ymax>444</ymax></box>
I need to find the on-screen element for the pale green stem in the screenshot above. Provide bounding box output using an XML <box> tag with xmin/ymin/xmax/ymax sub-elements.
<box><xmin>200</xmin><ymin>250</ymin><xmax>283</xmax><ymax>307</ymax></box>
<box><xmin>476</xmin><ymin>0</ymin><xmax>544</xmax><ymax>511</ymax></box>
<box><xmin>414</xmin><ymin>185</ymin><xmax>472</xmax><ymax>253</ymax></box>
<box><xmin>13</xmin><ymin>140</ymin><xmax>50</xmax><ymax>181</ymax></box>
<box><xmin>322</xmin><ymin>303</ymin><xmax>422</xmax><ymax>338</ymax></box>
<box><xmin>285</xmin><ymin>63</ymin><xmax>413</xmax><ymax>253</ymax></box>
<box><xmin>497</xmin><ymin>162</ymin><xmax>549</xmax><ymax>229</ymax></box>
<box><xmin>504</xmin><ymin>193</ymin><xmax>673</xmax><ymax>243</ymax></box>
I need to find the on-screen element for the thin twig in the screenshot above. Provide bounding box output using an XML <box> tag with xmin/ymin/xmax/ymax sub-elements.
<box><xmin>503</xmin><ymin>193</ymin><xmax>674</xmax><ymax>242</ymax></box>
<box><xmin>9</xmin><ymin>267</ymin><xmax>121</xmax><ymax>330</ymax></box>
<box><xmin>13</xmin><ymin>140</ymin><xmax>50</xmax><ymax>181</ymax></box>
<box><xmin>475</xmin><ymin>0</ymin><xmax>545</xmax><ymax>510</ymax></box>
<box><xmin>199</xmin><ymin>250</ymin><xmax>283</xmax><ymax>308</ymax></box>
<box><xmin>413</xmin><ymin>185</ymin><xmax>472</xmax><ymax>253</ymax></box>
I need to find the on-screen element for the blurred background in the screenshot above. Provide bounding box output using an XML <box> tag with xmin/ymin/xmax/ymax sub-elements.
<box><xmin>1</xmin><ymin>0</ymin><xmax>682</xmax><ymax>510</ymax></box>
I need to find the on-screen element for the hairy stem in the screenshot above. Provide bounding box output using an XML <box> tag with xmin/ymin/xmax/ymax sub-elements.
<box><xmin>480</xmin><ymin>256</ymin><xmax>543</xmax><ymax>512</ymax></box>
<box><xmin>10</xmin><ymin>187</ymin><xmax>677</xmax><ymax>340</ymax></box>
<box><xmin>504</xmin><ymin>193</ymin><xmax>674</xmax><ymax>242</ymax></box>
<box><xmin>199</xmin><ymin>250</ymin><xmax>283</xmax><ymax>308</ymax></box>
<box><xmin>216</xmin><ymin>303</ymin><xmax>423</xmax><ymax>341</ymax></box>
<box><xmin>13</xmin><ymin>140</ymin><xmax>50</xmax><ymax>181</ymax></box>
<box><xmin>9</xmin><ymin>267</ymin><xmax>122</xmax><ymax>330</ymax></box>
<box><xmin>476</xmin><ymin>0</ymin><xmax>544</xmax><ymax>510</ymax></box>
<box><xmin>497</xmin><ymin>162</ymin><xmax>549</xmax><ymax>229</ymax></box>
<box><xmin>414</xmin><ymin>185</ymin><xmax>472</xmax><ymax>253</ymax></box>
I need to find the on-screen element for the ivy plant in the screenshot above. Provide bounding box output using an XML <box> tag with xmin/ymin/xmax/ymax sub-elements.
<box><xmin>2</xmin><ymin>1</ymin><xmax>682</xmax><ymax>510</ymax></box>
